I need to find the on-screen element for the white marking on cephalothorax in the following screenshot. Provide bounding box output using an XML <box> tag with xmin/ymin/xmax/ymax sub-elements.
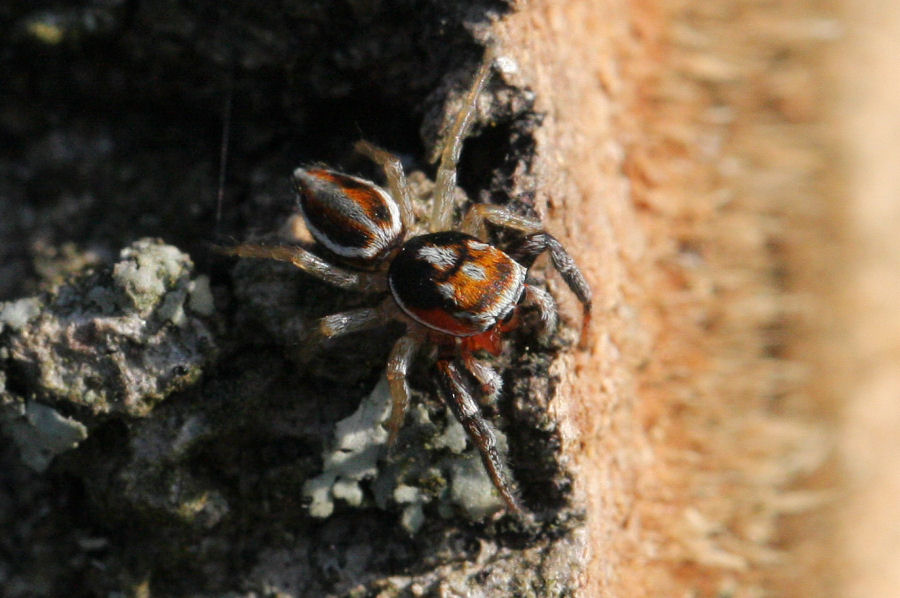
<box><xmin>389</xmin><ymin>250</ymin><xmax>528</xmax><ymax>338</ymax></box>
<box><xmin>437</xmin><ymin>281</ymin><xmax>457</xmax><ymax>301</ymax></box>
<box><xmin>460</xmin><ymin>262</ymin><xmax>487</xmax><ymax>281</ymax></box>
<box><xmin>417</xmin><ymin>245</ymin><xmax>459</xmax><ymax>271</ymax></box>
<box><xmin>479</xmin><ymin>260</ymin><xmax>527</xmax><ymax>320</ymax></box>
<box><xmin>465</xmin><ymin>239</ymin><xmax>490</xmax><ymax>251</ymax></box>
<box><xmin>452</xmin><ymin>259</ymin><xmax>526</xmax><ymax>329</ymax></box>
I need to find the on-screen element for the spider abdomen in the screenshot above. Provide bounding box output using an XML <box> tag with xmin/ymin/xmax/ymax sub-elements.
<box><xmin>388</xmin><ymin>231</ymin><xmax>526</xmax><ymax>337</ymax></box>
<box><xmin>294</xmin><ymin>167</ymin><xmax>404</xmax><ymax>260</ymax></box>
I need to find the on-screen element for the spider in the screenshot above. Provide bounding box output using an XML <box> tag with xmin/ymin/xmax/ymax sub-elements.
<box><xmin>219</xmin><ymin>49</ymin><xmax>592</xmax><ymax>515</ymax></box>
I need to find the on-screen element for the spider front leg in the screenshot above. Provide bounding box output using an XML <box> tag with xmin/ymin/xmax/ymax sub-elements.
<box><xmin>521</xmin><ymin>284</ymin><xmax>558</xmax><ymax>344</ymax></box>
<box><xmin>436</xmin><ymin>359</ymin><xmax>523</xmax><ymax>515</ymax></box>
<box><xmin>460</xmin><ymin>348</ymin><xmax>503</xmax><ymax>404</ymax></box>
<box><xmin>510</xmin><ymin>232</ymin><xmax>592</xmax><ymax>348</ymax></box>
<box><xmin>461</xmin><ymin>203</ymin><xmax>544</xmax><ymax>240</ymax></box>
<box><xmin>463</xmin><ymin>204</ymin><xmax>593</xmax><ymax>348</ymax></box>
<box><xmin>216</xmin><ymin>243</ymin><xmax>386</xmax><ymax>293</ymax></box>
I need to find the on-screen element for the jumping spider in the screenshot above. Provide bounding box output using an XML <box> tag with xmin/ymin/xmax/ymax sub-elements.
<box><xmin>221</xmin><ymin>49</ymin><xmax>592</xmax><ymax>515</ymax></box>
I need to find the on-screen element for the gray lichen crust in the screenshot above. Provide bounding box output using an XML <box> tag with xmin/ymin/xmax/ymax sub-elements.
<box><xmin>0</xmin><ymin>238</ymin><xmax>217</xmax><ymax>470</ymax></box>
<box><xmin>0</xmin><ymin>395</ymin><xmax>87</xmax><ymax>472</ymax></box>
<box><xmin>304</xmin><ymin>376</ymin><xmax>505</xmax><ymax>530</ymax></box>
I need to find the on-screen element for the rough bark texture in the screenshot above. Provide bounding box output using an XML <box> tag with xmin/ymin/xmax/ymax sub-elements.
<box><xmin>498</xmin><ymin>0</ymin><xmax>838</xmax><ymax>595</ymax></box>
<box><xmin>1</xmin><ymin>0</ymin><xmax>888</xmax><ymax>596</ymax></box>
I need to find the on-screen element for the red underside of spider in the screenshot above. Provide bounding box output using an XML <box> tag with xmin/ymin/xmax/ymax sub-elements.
<box><xmin>220</xmin><ymin>49</ymin><xmax>592</xmax><ymax>516</ymax></box>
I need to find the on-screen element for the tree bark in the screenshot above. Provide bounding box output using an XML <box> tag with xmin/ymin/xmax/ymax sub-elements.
<box><xmin>1</xmin><ymin>0</ymin><xmax>884</xmax><ymax>596</ymax></box>
<box><xmin>493</xmin><ymin>0</ymin><xmax>843</xmax><ymax>595</ymax></box>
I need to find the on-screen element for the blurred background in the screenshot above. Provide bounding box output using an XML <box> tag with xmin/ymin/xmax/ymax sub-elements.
<box><xmin>829</xmin><ymin>1</ymin><xmax>900</xmax><ymax>595</ymax></box>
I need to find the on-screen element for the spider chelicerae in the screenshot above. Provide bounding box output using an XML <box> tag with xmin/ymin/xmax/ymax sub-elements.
<box><xmin>221</xmin><ymin>49</ymin><xmax>592</xmax><ymax>515</ymax></box>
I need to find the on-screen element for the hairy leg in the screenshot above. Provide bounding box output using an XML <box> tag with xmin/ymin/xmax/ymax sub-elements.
<box><xmin>295</xmin><ymin>298</ymin><xmax>397</xmax><ymax>363</ymax></box>
<box><xmin>460</xmin><ymin>348</ymin><xmax>503</xmax><ymax>404</ymax></box>
<box><xmin>461</xmin><ymin>203</ymin><xmax>543</xmax><ymax>239</ymax></box>
<box><xmin>521</xmin><ymin>284</ymin><xmax>557</xmax><ymax>344</ymax></box>
<box><xmin>316</xmin><ymin>299</ymin><xmax>395</xmax><ymax>338</ymax></box>
<box><xmin>509</xmin><ymin>233</ymin><xmax>593</xmax><ymax>348</ymax></box>
<box><xmin>436</xmin><ymin>359</ymin><xmax>523</xmax><ymax>515</ymax></box>
<box><xmin>216</xmin><ymin>243</ymin><xmax>386</xmax><ymax>293</ymax></box>
<box><xmin>431</xmin><ymin>49</ymin><xmax>496</xmax><ymax>232</ymax></box>
<box><xmin>385</xmin><ymin>334</ymin><xmax>420</xmax><ymax>447</ymax></box>
<box><xmin>354</xmin><ymin>140</ymin><xmax>414</xmax><ymax>231</ymax></box>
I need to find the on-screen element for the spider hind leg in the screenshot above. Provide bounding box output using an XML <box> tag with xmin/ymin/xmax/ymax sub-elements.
<box><xmin>385</xmin><ymin>335</ymin><xmax>420</xmax><ymax>448</ymax></box>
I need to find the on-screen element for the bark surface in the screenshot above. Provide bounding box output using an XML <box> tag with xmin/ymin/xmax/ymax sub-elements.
<box><xmin>1</xmin><ymin>0</ymin><xmax>885</xmax><ymax>596</ymax></box>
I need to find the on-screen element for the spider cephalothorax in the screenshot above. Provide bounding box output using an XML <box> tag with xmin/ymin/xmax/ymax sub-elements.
<box><xmin>221</xmin><ymin>49</ymin><xmax>592</xmax><ymax>515</ymax></box>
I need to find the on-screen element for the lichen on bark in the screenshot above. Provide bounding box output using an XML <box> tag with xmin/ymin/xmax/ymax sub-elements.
<box><xmin>0</xmin><ymin>1</ymin><xmax>590</xmax><ymax>596</ymax></box>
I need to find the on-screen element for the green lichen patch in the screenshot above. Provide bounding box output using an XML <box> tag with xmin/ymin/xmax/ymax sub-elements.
<box><xmin>0</xmin><ymin>238</ymin><xmax>218</xmax><ymax>470</ymax></box>
<box><xmin>112</xmin><ymin>239</ymin><xmax>194</xmax><ymax>317</ymax></box>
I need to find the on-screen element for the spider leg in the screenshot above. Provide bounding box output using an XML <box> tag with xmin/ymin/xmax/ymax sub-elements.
<box><xmin>462</xmin><ymin>203</ymin><xmax>592</xmax><ymax>347</ymax></box>
<box><xmin>460</xmin><ymin>347</ymin><xmax>503</xmax><ymax>404</ymax></box>
<box><xmin>385</xmin><ymin>334</ymin><xmax>421</xmax><ymax>448</ymax></box>
<box><xmin>436</xmin><ymin>359</ymin><xmax>523</xmax><ymax>515</ymax></box>
<box><xmin>461</xmin><ymin>203</ymin><xmax>543</xmax><ymax>239</ymax></box>
<box><xmin>215</xmin><ymin>243</ymin><xmax>386</xmax><ymax>293</ymax></box>
<box><xmin>354</xmin><ymin>140</ymin><xmax>414</xmax><ymax>231</ymax></box>
<box><xmin>512</xmin><ymin>233</ymin><xmax>592</xmax><ymax>348</ymax></box>
<box><xmin>294</xmin><ymin>298</ymin><xmax>397</xmax><ymax>362</ymax></box>
<box><xmin>431</xmin><ymin>49</ymin><xmax>496</xmax><ymax>232</ymax></box>
<box><xmin>316</xmin><ymin>298</ymin><xmax>395</xmax><ymax>339</ymax></box>
<box><xmin>521</xmin><ymin>284</ymin><xmax>558</xmax><ymax>344</ymax></box>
